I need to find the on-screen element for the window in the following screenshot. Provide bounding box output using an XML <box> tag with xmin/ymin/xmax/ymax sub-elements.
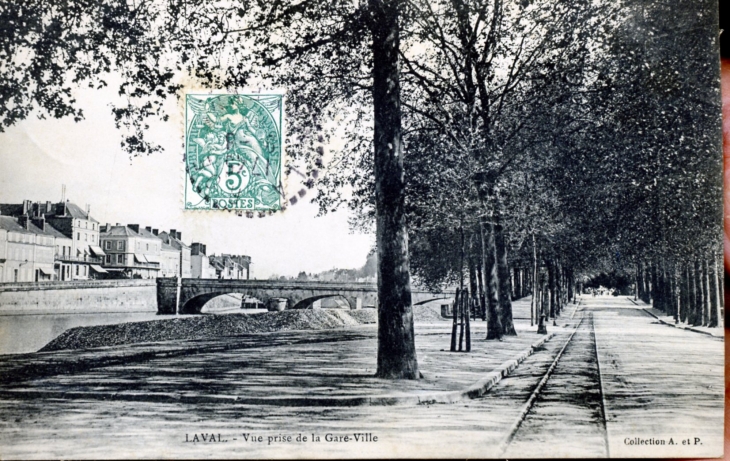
<box><xmin>106</xmin><ymin>255</ymin><xmax>111</xmax><ymax>264</ymax></box>
<box><xmin>118</xmin><ymin>241</ymin><xmax>125</xmax><ymax>250</ymax></box>
<box><xmin>76</xmin><ymin>265</ymin><xmax>79</xmax><ymax>276</ymax></box>
<box><xmin>105</xmin><ymin>241</ymin><xmax>112</xmax><ymax>250</ymax></box>
<box><xmin>91</xmin><ymin>235</ymin><xmax>95</xmax><ymax>243</ymax></box>
<box><xmin>117</xmin><ymin>254</ymin><xmax>124</xmax><ymax>264</ymax></box>
<box><xmin>84</xmin><ymin>233</ymin><xmax>87</xmax><ymax>241</ymax></box>
<box><xmin>77</xmin><ymin>232</ymin><xmax>80</xmax><ymax>240</ymax></box>
<box><xmin>146</xmin><ymin>243</ymin><xmax>149</xmax><ymax>251</ymax></box>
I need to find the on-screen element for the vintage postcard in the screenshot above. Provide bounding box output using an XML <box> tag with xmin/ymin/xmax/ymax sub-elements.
<box><xmin>0</xmin><ymin>0</ymin><xmax>724</xmax><ymax>459</ymax></box>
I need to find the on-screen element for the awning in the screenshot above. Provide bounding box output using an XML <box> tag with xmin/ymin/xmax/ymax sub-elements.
<box><xmin>134</xmin><ymin>254</ymin><xmax>148</xmax><ymax>263</ymax></box>
<box><xmin>89</xmin><ymin>265</ymin><xmax>108</xmax><ymax>273</ymax></box>
<box><xmin>144</xmin><ymin>254</ymin><xmax>161</xmax><ymax>264</ymax></box>
<box><xmin>38</xmin><ymin>267</ymin><xmax>54</xmax><ymax>275</ymax></box>
<box><xmin>89</xmin><ymin>245</ymin><xmax>106</xmax><ymax>257</ymax></box>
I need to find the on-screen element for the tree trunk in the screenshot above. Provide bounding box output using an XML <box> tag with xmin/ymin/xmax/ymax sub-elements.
<box><xmin>701</xmin><ymin>258</ymin><xmax>710</xmax><ymax>326</ymax></box>
<box><xmin>370</xmin><ymin>0</ymin><xmax>418</xmax><ymax>379</ymax></box>
<box><xmin>481</xmin><ymin>220</ymin><xmax>503</xmax><ymax>340</ymax></box>
<box><xmin>650</xmin><ymin>263</ymin><xmax>659</xmax><ymax>310</ymax></box>
<box><xmin>476</xmin><ymin>247</ymin><xmax>486</xmax><ymax>321</ymax></box>
<box><xmin>692</xmin><ymin>260</ymin><xmax>703</xmax><ymax>326</ymax></box>
<box><xmin>714</xmin><ymin>256</ymin><xmax>723</xmax><ymax>327</ymax></box>
<box><xmin>495</xmin><ymin>223</ymin><xmax>516</xmax><ymax>335</ymax></box>
<box><xmin>468</xmin><ymin>233</ymin><xmax>477</xmax><ymax>319</ymax></box>
<box><xmin>708</xmin><ymin>257</ymin><xmax>719</xmax><ymax>328</ymax></box>
<box><xmin>548</xmin><ymin>260</ymin><xmax>556</xmax><ymax>319</ymax></box>
<box><xmin>530</xmin><ymin>234</ymin><xmax>538</xmax><ymax>327</ymax></box>
<box><xmin>679</xmin><ymin>264</ymin><xmax>688</xmax><ymax>323</ymax></box>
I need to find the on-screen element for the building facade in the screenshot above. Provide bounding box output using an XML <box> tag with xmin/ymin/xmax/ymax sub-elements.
<box><xmin>209</xmin><ymin>254</ymin><xmax>251</xmax><ymax>280</ymax></box>
<box><xmin>190</xmin><ymin>242</ymin><xmax>216</xmax><ymax>278</ymax></box>
<box><xmin>0</xmin><ymin>216</ymin><xmax>56</xmax><ymax>282</ymax></box>
<box><xmin>156</xmin><ymin>229</ymin><xmax>192</xmax><ymax>278</ymax></box>
<box><xmin>0</xmin><ymin>200</ymin><xmax>104</xmax><ymax>280</ymax></box>
<box><xmin>99</xmin><ymin>224</ymin><xmax>161</xmax><ymax>278</ymax></box>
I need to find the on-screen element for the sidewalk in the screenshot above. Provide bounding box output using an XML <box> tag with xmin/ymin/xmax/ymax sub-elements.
<box><xmin>0</xmin><ymin>297</ymin><xmax>578</xmax><ymax>406</ymax></box>
<box><xmin>627</xmin><ymin>297</ymin><xmax>724</xmax><ymax>339</ymax></box>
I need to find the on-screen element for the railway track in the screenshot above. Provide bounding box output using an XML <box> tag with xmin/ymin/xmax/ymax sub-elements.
<box><xmin>498</xmin><ymin>312</ymin><xmax>610</xmax><ymax>458</ymax></box>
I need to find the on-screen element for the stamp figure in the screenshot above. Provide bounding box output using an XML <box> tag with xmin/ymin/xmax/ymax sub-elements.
<box><xmin>184</xmin><ymin>93</ymin><xmax>284</xmax><ymax>211</ymax></box>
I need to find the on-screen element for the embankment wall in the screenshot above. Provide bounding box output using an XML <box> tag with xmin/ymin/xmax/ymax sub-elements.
<box><xmin>0</xmin><ymin>280</ymin><xmax>157</xmax><ymax>314</ymax></box>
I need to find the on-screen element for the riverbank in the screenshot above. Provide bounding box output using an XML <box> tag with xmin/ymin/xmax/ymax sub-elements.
<box><xmin>42</xmin><ymin>309</ymin><xmax>379</xmax><ymax>351</ymax></box>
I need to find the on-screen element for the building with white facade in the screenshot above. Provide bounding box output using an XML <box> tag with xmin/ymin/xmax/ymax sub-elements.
<box><xmin>0</xmin><ymin>216</ymin><xmax>56</xmax><ymax>282</ymax></box>
<box><xmin>99</xmin><ymin>224</ymin><xmax>161</xmax><ymax>278</ymax></box>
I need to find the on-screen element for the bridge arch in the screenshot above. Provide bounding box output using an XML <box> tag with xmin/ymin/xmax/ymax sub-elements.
<box><xmin>157</xmin><ymin>278</ymin><xmax>454</xmax><ymax>315</ymax></box>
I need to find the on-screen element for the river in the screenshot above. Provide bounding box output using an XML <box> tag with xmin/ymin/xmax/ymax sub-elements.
<box><xmin>0</xmin><ymin>294</ymin><xmax>252</xmax><ymax>355</ymax></box>
<box><xmin>0</xmin><ymin>311</ymin><xmax>162</xmax><ymax>355</ymax></box>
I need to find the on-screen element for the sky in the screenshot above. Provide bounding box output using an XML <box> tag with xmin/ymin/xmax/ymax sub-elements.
<box><xmin>0</xmin><ymin>85</ymin><xmax>374</xmax><ymax>279</ymax></box>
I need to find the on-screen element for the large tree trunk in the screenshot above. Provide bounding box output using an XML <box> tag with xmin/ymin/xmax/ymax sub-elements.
<box><xmin>495</xmin><ymin>223</ymin><xmax>516</xmax><ymax>335</ymax></box>
<box><xmin>370</xmin><ymin>0</ymin><xmax>418</xmax><ymax>379</ymax></box>
<box><xmin>476</xmin><ymin>245</ymin><xmax>486</xmax><ymax>321</ymax></box>
<box><xmin>481</xmin><ymin>220</ymin><xmax>503</xmax><ymax>340</ymax></box>
<box><xmin>468</xmin><ymin>233</ymin><xmax>478</xmax><ymax>320</ymax></box>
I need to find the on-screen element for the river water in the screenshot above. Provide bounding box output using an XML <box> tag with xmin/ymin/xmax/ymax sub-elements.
<box><xmin>0</xmin><ymin>294</ymin><xmax>253</xmax><ymax>355</ymax></box>
<box><xmin>0</xmin><ymin>311</ymin><xmax>162</xmax><ymax>355</ymax></box>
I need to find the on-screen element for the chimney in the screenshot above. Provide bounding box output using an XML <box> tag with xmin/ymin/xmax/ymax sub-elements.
<box><xmin>31</xmin><ymin>216</ymin><xmax>45</xmax><ymax>231</ymax></box>
<box><xmin>175</xmin><ymin>231</ymin><xmax>182</xmax><ymax>240</ymax></box>
<box><xmin>170</xmin><ymin>229</ymin><xmax>177</xmax><ymax>240</ymax></box>
<box><xmin>152</xmin><ymin>229</ymin><xmax>159</xmax><ymax>236</ymax></box>
<box><xmin>145</xmin><ymin>226</ymin><xmax>152</xmax><ymax>233</ymax></box>
<box><xmin>191</xmin><ymin>242</ymin><xmax>206</xmax><ymax>256</ymax></box>
<box><xmin>46</xmin><ymin>201</ymin><xmax>52</xmax><ymax>214</ymax></box>
<box><xmin>18</xmin><ymin>215</ymin><xmax>30</xmax><ymax>230</ymax></box>
<box><xmin>128</xmin><ymin>224</ymin><xmax>140</xmax><ymax>233</ymax></box>
<box><xmin>100</xmin><ymin>224</ymin><xmax>108</xmax><ymax>233</ymax></box>
<box><xmin>86</xmin><ymin>204</ymin><xmax>90</xmax><ymax>217</ymax></box>
<box><xmin>21</xmin><ymin>200</ymin><xmax>30</xmax><ymax>216</ymax></box>
<box><xmin>115</xmin><ymin>223</ymin><xmax>121</xmax><ymax>226</ymax></box>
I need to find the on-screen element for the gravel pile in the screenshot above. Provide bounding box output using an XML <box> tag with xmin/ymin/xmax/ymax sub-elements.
<box><xmin>412</xmin><ymin>304</ymin><xmax>449</xmax><ymax>322</ymax></box>
<box><xmin>40</xmin><ymin>309</ymin><xmax>379</xmax><ymax>352</ymax></box>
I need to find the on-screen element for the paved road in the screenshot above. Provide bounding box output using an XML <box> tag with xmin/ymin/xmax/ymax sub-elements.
<box><xmin>0</xmin><ymin>296</ymin><xmax>722</xmax><ymax>459</ymax></box>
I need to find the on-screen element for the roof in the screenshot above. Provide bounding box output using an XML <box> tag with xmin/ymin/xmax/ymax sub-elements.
<box><xmin>136</xmin><ymin>227</ymin><xmax>161</xmax><ymax>240</ymax></box>
<box><xmin>57</xmin><ymin>202</ymin><xmax>98</xmax><ymax>223</ymax></box>
<box><xmin>44</xmin><ymin>224</ymin><xmax>73</xmax><ymax>240</ymax></box>
<box><xmin>0</xmin><ymin>201</ymin><xmax>98</xmax><ymax>223</ymax></box>
<box><xmin>157</xmin><ymin>231</ymin><xmax>190</xmax><ymax>250</ymax></box>
<box><xmin>0</xmin><ymin>216</ymin><xmax>58</xmax><ymax>239</ymax></box>
<box><xmin>160</xmin><ymin>242</ymin><xmax>178</xmax><ymax>252</ymax></box>
<box><xmin>0</xmin><ymin>204</ymin><xmax>23</xmax><ymax>216</ymax></box>
<box><xmin>101</xmin><ymin>225</ymin><xmax>137</xmax><ymax>237</ymax></box>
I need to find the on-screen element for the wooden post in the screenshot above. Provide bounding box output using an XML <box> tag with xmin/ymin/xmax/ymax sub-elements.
<box><xmin>465</xmin><ymin>293</ymin><xmax>472</xmax><ymax>352</ymax></box>
<box><xmin>450</xmin><ymin>288</ymin><xmax>460</xmax><ymax>352</ymax></box>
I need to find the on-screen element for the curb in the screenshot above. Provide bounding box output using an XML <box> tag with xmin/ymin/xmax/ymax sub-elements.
<box><xmin>0</xmin><ymin>333</ymin><xmax>558</xmax><ymax>407</ymax></box>
<box><xmin>640</xmin><ymin>308</ymin><xmax>724</xmax><ymax>339</ymax></box>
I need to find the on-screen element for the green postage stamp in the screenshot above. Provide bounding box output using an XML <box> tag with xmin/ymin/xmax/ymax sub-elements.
<box><xmin>184</xmin><ymin>93</ymin><xmax>284</xmax><ymax>211</ymax></box>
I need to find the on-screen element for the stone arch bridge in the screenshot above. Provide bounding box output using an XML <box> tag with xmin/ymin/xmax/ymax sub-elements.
<box><xmin>157</xmin><ymin>278</ymin><xmax>455</xmax><ymax>315</ymax></box>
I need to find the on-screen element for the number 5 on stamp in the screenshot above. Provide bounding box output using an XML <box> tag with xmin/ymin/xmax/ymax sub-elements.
<box><xmin>184</xmin><ymin>93</ymin><xmax>284</xmax><ymax>211</ymax></box>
